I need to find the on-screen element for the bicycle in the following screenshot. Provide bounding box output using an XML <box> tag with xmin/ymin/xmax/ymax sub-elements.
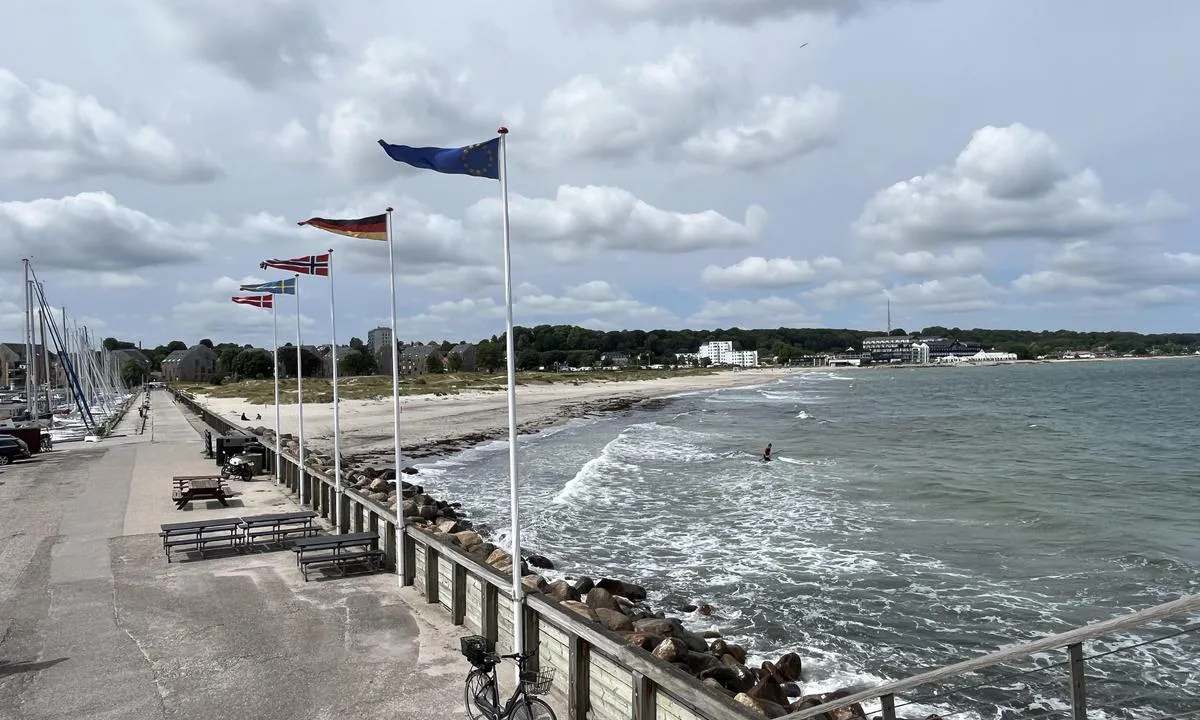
<box><xmin>460</xmin><ymin>635</ymin><xmax>557</xmax><ymax>720</ymax></box>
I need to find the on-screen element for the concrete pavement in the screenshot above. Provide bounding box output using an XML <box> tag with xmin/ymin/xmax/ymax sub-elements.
<box><xmin>0</xmin><ymin>389</ymin><xmax>467</xmax><ymax>719</ymax></box>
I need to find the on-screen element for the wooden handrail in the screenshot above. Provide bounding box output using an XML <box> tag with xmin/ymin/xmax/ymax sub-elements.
<box><xmin>785</xmin><ymin>594</ymin><xmax>1200</xmax><ymax>718</ymax></box>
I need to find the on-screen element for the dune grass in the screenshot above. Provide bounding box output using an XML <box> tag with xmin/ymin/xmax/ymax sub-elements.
<box><xmin>177</xmin><ymin>367</ymin><xmax>718</xmax><ymax>405</ymax></box>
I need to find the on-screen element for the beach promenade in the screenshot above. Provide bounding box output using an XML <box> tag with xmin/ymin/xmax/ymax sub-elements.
<box><xmin>0</xmin><ymin>390</ymin><xmax>464</xmax><ymax>720</ymax></box>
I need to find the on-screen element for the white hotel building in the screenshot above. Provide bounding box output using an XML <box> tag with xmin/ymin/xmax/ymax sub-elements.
<box><xmin>697</xmin><ymin>341</ymin><xmax>759</xmax><ymax>368</ymax></box>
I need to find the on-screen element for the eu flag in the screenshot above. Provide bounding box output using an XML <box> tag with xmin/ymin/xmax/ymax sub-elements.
<box><xmin>377</xmin><ymin>137</ymin><xmax>499</xmax><ymax>179</ymax></box>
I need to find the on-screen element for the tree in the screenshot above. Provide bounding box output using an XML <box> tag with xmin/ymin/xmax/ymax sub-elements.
<box><xmin>476</xmin><ymin>341</ymin><xmax>501</xmax><ymax>373</ymax></box>
<box><xmin>199</xmin><ymin>338</ymin><xmax>214</xmax><ymax>348</ymax></box>
<box><xmin>349</xmin><ymin>336</ymin><xmax>365</xmax><ymax>350</ymax></box>
<box><xmin>232</xmin><ymin>349</ymin><xmax>273</xmax><ymax>378</ymax></box>
<box><xmin>889</xmin><ymin>328</ymin><xmax>907</xmax><ymax>336</ymax></box>
<box><xmin>120</xmin><ymin>359</ymin><xmax>146</xmax><ymax>387</ymax></box>
<box><xmin>104</xmin><ymin>337</ymin><xmax>136</xmax><ymax>352</ymax></box>
<box><xmin>517</xmin><ymin>348</ymin><xmax>541</xmax><ymax>371</ymax></box>
<box><xmin>447</xmin><ymin>352</ymin><xmax>463</xmax><ymax>372</ymax></box>
<box><xmin>278</xmin><ymin>348</ymin><xmax>324</xmax><ymax>377</ymax></box>
<box><xmin>217</xmin><ymin>346</ymin><xmax>241</xmax><ymax>377</ymax></box>
<box><xmin>426</xmin><ymin>352</ymin><xmax>444</xmax><ymax>374</ymax></box>
<box><xmin>341</xmin><ymin>349</ymin><xmax>377</xmax><ymax>376</ymax></box>
<box><xmin>166</xmin><ymin>340</ymin><xmax>187</xmax><ymax>352</ymax></box>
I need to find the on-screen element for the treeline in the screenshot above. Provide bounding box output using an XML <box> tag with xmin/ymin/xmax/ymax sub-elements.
<box><xmin>106</xmin><ymin>324</ymin><xmax>1199</xmax><ymax>376</ymax></box>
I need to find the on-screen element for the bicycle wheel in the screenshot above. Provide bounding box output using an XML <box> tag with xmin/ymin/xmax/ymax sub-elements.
<box><xmin>510</xmin><ymin>697</ymin><xmax>557</xmax><ymax>720</ymax></box>
<box><xmin>463</xmin><ymin>668</ymin><xmax>492</xmax><ymax>720</ymax></box>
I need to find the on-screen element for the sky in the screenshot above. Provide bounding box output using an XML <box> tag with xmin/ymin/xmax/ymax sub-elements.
<box><xmin>1</xmin><ymin>0</ymin><xmax>1197</xmax><ymax>349</ymax></box>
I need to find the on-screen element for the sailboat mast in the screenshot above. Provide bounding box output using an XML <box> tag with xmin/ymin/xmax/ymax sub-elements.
<box><xmin>39</xmin><ymin>296</ymin><xmax>52</xmax><ymax>414</ymax></box>
<box><xmin>23</xmin><ymin>261</ymin><xmax>34</xmax><ymax>416</ymax></box>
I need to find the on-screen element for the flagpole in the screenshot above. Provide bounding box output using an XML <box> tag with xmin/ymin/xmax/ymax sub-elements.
<box><xmin>295</xmin><ymin>274</ymin><xmax>307</xmax><ymax>507</ymax></box>
<box><xmin>386</xmin><ymin>207</ymin><xmax>405</xmax><ymax>586</ymax></box>
<box><xmin>273</xmin><ymin>295</ymin><xmax>281</xmax><ymax>486</ymax></box>
<box><xmin>497</xmin><ymin>126</ymin><xmax>523</xmax><ymax>662</ymax></box>
<box><xmin>329</xmin><ymin>249</ymin><xmax>344</xmax><ymax>533</ymax></box>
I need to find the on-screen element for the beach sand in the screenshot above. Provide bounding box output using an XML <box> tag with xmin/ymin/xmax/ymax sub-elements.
<box><xmin>191</xmin><ymin>368</ymin><xmax>796</xmax><ymax>464</ymax></box>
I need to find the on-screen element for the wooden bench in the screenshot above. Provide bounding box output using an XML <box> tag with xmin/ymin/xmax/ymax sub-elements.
<box><xmin>159</xmin><ymin>518</ymin><xmax>243</xmax><ymax>562</ymax></box>
<box><xmin>289</xmin><ymin>532</ymin><xmax>383</xmax><ymax>581</ymax></box>
<box><xmin>239</xmin><ymin>511</ymin><xmax>320</xmax><ymax>550</ymax></box>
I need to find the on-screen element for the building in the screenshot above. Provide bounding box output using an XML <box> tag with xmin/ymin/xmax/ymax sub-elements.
<box><xmin>600</xmin><ymin>352</ymin><xmax>630</xmax><ymax>368</ymax></box>
<box><xmin>862</xmin><ymin>336</ymin><xmax>913</xmax><ymax>362</ymax></box>
<box><xmin>910</xmin><ymin>342</ymin><xmax>931</xmax><ymax>364</ymax></box>
<box><xmin>921</xmin><ymin>337</ymin><xmax>983</xmax><ymax>359</ymax></box>
<box><xmin>0</xmin><ymin>343</ymin><xmax>60</xmax><ymax>388</ymax></box>
<box><xmin>446</xmin><ymin>343</ymin><xmax>477</xmax><ymax>371</ymax></box>
<box><xmin>111</xmin><ymin>348</ymin><xmax>151</xmax><ymax>370</ymax></box>
<box><xmin>697</xmin><ymin>341</ymin><xmax>758</xmax><ymax>368</ymax></box>
<box><xmin>367</xmin><ymin>327</ymin><xmax>393</xmax><ymax>356</ymax></box>
<box><xmin>399</xmin><ymin>343</ymin><xmax>442</xmax><ymax>375</ymax></box>
<box><xmin>161</xmin><ymin>345</ymin><xmax>217</xmax><ymax>382</ymax></box>
<box><xmin>970</xmin><ymin>350</ymin><xmax>1018</xmax><ymax>362</ymax></box>
<box><xmin>318</xmin><ymin>345</ymin><xmax>355</xmax><ymax>377</ymax></box>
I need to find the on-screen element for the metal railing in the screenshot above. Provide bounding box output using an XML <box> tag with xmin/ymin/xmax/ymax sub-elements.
<box><xmin>786</xmin><ymin>595</ymin><xmax>1199</xmax><ymax>719</ymax></box>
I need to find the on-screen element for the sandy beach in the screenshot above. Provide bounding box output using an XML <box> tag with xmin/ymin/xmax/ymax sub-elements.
<box><xmin>191</xmin><ymin>368</ymin><xmax>796</xmax><ymax>463</ymax></box>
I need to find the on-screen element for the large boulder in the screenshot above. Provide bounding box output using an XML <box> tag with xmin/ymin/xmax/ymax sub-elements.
<box><xmin>545</xmin><ymin>580</ymin><xmax>580</xmax><ymax>603</ymax></box>
<box><xmin>699</xmin><ymin>665</ymin><xmax>750</xmax><ymax>695</ymax></box>
<box><xmin>651</xmin><ymin>637</ymin><xmax>688</xmax><ymax>663</ymax></box>
<box><xmin>584</xmin><ymin>587</ymin><xmax>619</xmax><ymax>612</ymax></box>
<box><xmin>596</xmin><ymin>577</ymin><xmax>647</xmax><ymax>601</ymax></box>
<box><xmin>454</xmin><ymin>531</ymin><xmax>483</xmax><ymax>550</ymax></box>
<box><xmin>594</xmin><ymin>608</ymin><xmax>634</xmax><ymax>632</ymax></box>
<box><xmin>561</xmin><ymin>601</ymin><xmax>599</xmax><ymax>623</ymax></box>
<box><xmin>367</xmin><ymin>477</ymin><xmax>390</xmax><ymax>493</ymax></box>
<box><xmin>435</xmin><ymin>519</ymin><xmax>462</xmax><ymax>534</ymax></box>
<box><xmin>572</xmin><ymin>576</ymin><xmax>595</xmax><ymax>595</ymax></box>
<box><xmin>774</xmin><ymin>652</ymin><xmax>803</xmax><ymax>682</ymax></box>
<box><xmin>526</xmin><ymin>553</ymin><xmax>553</xmax><ymax>569</ymax></box>
<box><xmin>522</xmin><ymin>574</ymin><xmax>548</xmax><ymax>594</ymax></box>
<box><xmin>633</xmin><ymin>617</ymin><xmax>681</xmax><ymax>638</ymax></box>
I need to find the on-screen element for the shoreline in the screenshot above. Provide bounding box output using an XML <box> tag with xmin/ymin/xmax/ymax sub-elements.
<box><xmin>189</xmin><ymin>368</ymin><xmax>796</xmax><ymax>464</ymax></box>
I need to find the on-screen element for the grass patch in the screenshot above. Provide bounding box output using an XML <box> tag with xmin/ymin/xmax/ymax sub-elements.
<box><xmin>178</xmin><ymin>367</ymin><xmax>719</xmax><ymax>405</ymax></box>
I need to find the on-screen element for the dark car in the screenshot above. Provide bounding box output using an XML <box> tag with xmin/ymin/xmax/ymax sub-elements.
<box><xmin>0</xmin><ymin>435</ymin><xmax>32</xmax><ymax>465</ymax></box>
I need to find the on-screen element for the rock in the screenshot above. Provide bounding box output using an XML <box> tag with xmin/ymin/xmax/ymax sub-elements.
<box><xmin>680</xmin><ymin>603</ymin><xmax>699</xmax><ymax>613</ymax></box>
<box><xmin>818</xmin><ymin>690</ymin><xmax>868</xmax><ymax>720</ymax></box>
<box><xmin>369</xmin><ymin>491</ymin><xmax>389</xmax><ymax>504</ymax></box>
<box><xmin>362</xmin><ymin>466</ymin><xmax>379</xmax><ymax>478</ymax></box>
<box><xmin>486</xmin><ymin>548</ymin><xmax>512</xmax><ymax>567</ymax></box>
<box><xmin>367</xmin><ymin>477</ymin><xmax>390</xmax><ymax>493</ymax></box>
<box><xmin>680</xmin><ymin>631</ymin><xmax>709</xmax><ymax>653</ymax></box>
<box><xmin>683</xmin><ymin>651</ymin><xmax>719</xmax><ymax>673</ymax></box>
<box><xmin>722</xmin><ymin>643</ymin><xmax>746</xmax><ymax>664</ymax></box>
<box><xmin>747</xmin><ymin>674</ymin><xmax>790</xmax><ymax>709</ymax></box>
<box><xmin>526</xmin><ymin>553</ymin><xmax>553</xmax><ymax>569</ymax></box>
<box><xmin>402</xmin><ymin>466</ymin><xmax>419</xmax><ymax>475</ymax></box>
<box><xmin>561</xmin><ymin>600</ymin><xmax>599</xmax><ymax>623</ymax></box>
<box><xmin>701</xmin><ymin>630</ymin><xmax>722</xmax><ymax>639</ymax></box>
<box><xmin>778</xmin><ymin>682</ymin><xmax>803</xmax><ymax>699</ymax></box>
<box><xmin>651</xmin><ymin>637</ymin><xmax>688</xmax><ymax>663</ymax></box>
<box><xmin>418</xmin><ymin>505</ymin><xmax>439</xmax><ymax>521</ymax></box>
<box><xmin>380</xmin><ymin>468</ymin><xmax>396</xmax><ymax>480</ymax></box>
<box><xmin>733</xmin><ymin>693</ymin><xmax>771</xmax><ymax>718</ymax></box>
<box><xmin>585</xmin><ymin>587</ymin><xmax>619</xmax><ymax>612</ymax></box>
<box><xmin>633</xmin><ymin>618</ymin><xmax>679</xmax><ymax>637</ymax></box>
<box><xmin>594</xmin><ymin>608</ymin><xmax>634</xmax><ymax>632</ymax></box>
<box><xmin>436</xmin><ymin>519</ymin><xmax>462</xmax><ymax>534</ymax></box>
<box><xmin>596</xmin><ymin>577</ymin><xmax>647</xmax><ymax>601</ymax></box>
<box><xmin>522</xmin><ymin>574</ymin><xmax>548</xmax><ymax>593</ymax></box>
<box><xmin>699</xmin><ymin>666</ymin><xmax>750</xmax><ymax>695</ymax></box>
<box><xmin>454</xmin><ymin>531</ymin><xmax>483</xmax><ymax>550</ymax></box>
<box><xmin>698</xmin><ymin>603</ymin><xmax>715</xmax><ymax>616</ymax></box>
<box><xmin>616</xmin><ymin>632</ymin><xmax>660</xmax><ymax>651</ymax></box>
<box><xmin>413</xmin><ymin>493</ymin><xmax>433</xmax><ymax>506</ymax></box>
<box><xmin>775</xmin><ymin>652</ymin><xmax>803</xmax><ymax>682</ymax></box>
<box><xmin>545</xmin><ymin>580</ymin><xmax>581</xmax><ymax>603</ymax></box>
<box><xmin>573</xmin><ymin>576</ymin><xmax>595</xmax><ymax>595</ymax></box>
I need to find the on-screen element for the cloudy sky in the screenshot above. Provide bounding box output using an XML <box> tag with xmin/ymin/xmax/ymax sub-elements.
<box><xmin>2</xmin><ymin>0</ymin><xmax>1197</xmax><ymax>348</ymax></box>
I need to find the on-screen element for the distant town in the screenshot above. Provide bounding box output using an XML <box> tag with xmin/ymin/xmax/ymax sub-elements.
<box><xmin>2</xmin><ymin>324</ymin><xmax>1197</xmax><ymax>387</ymax></box>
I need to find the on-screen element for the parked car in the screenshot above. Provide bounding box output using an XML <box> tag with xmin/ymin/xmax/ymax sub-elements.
<box><xmin>0</xmin><ymin>435</ymin><xmax>32</xmax><ymax>465</ymax></box>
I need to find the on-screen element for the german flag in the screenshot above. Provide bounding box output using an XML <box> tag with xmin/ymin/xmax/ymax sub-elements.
<box><xmin>297</xmin><ymin>213</ymin><xmax>387</xmax><ymax>241</ymax></box>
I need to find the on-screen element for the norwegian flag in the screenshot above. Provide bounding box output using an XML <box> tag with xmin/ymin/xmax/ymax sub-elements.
<box><xmin>231</xmin><ymin>294</ymin><xmax>273</xmax><ymax>308</ymax></box>
<box><xmin>260</xmin><ymin>253</ymin><xmax>330</xmax><ymax>276</ymax></box>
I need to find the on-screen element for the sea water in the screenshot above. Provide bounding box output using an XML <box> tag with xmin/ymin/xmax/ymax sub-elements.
<box><xmin>416</xmin><ymin>358</ymin><xmax>1199</xmax><ymax>717</ymax></box>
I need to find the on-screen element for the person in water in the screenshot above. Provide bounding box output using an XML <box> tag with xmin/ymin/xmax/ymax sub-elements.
<box><xmin>762</xmin><ymin>443</ymin><xmax>773</xmax><ymax>462</ymax></box>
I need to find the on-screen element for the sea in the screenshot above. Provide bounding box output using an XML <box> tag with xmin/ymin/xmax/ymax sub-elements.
<box><xmin>415</xmin><ymin>358</ymin><xmax>1199</xmax><ymax>718</ymax></box>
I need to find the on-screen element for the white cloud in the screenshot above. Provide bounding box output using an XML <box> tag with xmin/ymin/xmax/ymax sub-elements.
<box><xmin>315</xmin><ymin>40</ymin><xmax>510</xmax><ymax>182</ymax></box>
<box><xmin>537</xmin><ymin>50</ymin><xmax>839</xmax><ymax>169</ymax></box>
<box><xmin>61</xmin><ymin>271</ymin><xmax>153</xmax><ymax>290</ymax></box>
<box><xmin>688</xmin><ymin>297</ymin><xmax>820</xmax><ymax>328</ymax></box>
<box><xmin>576</xmin><ymin>0</ymin><xmax>911</xmax><ymax>26</ymax></box>
<box><xmin>803</xmin><ymin>278</ymin><xmax>886</xmax><ymax>306</ymax></box>
<box><xmin>402</xmin><ymin>265</ymin><xmax>503</xmax><ymax>293</ymax></box>
<box><xmin>854</xmin><ymin>123</ymin><xmax>1179</xmax><ymax>249</ymax></box>
<box><xmin>270</xmin><ymin>119</ymin><xmax>312</xmax><ymax>154</ymax></box>
<box><xmin>875</xmin><ymin>247</ymin><xmax>989</xmax><ymax>277</ymax></box>
<box><xmin>470</xmin><ymin>185</ymin><xmax>766</xmax><ymax>260</ymax></box>
<box><xmin>136</xmin><ymin>0</ymin><xmax>338</xmax><ymax>89</ymax></box>
<box><xmin>885</xmin><ymin>275</ymin><xmax>1005</xmax><ymax>312</ymax></box>
<box><xmin>0</xmin><ymin>68</ymin><xmax>221</xmax><ymax>183</ymax></box>
<box><xmin>702</xmin><ymin>255</ymin><xmax>841</xmax><ymax>288</ymax></box>
<box><xmin>0</xmin><ymin>192</ymin><xmax>210</xmax><ymax>271</ymax></box>
<box><xmin>516</xmin><ymin>281</ymin><xmax>676</xmax><ymax>324</ymax></box>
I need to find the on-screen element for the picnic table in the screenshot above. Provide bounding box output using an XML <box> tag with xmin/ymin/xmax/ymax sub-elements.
<box><xmin>172</xmin><ymin>475</ymin><xmax>232</xmax><ymax>509</ymax></box>
<box><xmin>239</xmin><ymin>511</ymin><xmax>320</xmax><ymax>550</ymax></box>
<box><xmin>159</xmin><ymin>517</ymin><xmax>243</xmax><ymax>561</ymax></box>
<box><xmin>289</xmin><ymin>531</ymin><xmax>384</xmax><ymax>581</ymax></box>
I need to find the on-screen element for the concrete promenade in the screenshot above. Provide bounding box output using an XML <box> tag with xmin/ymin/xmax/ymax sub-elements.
<box><xmin>0</xmin><ymin>389</ymin><xmax>465</xmax><ymax>719</ymax></box>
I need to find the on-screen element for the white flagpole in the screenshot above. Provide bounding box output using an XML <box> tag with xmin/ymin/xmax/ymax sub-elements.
<box><xmin>273</xmin><ymin>294</ymin><xmax>281</xmax><ymax>486</ymax></box>
<box><xmin>497</xmin><ymin>126</ymin><xmax>523</xmax><ymax>662</ymax></box>
<box><xmin>295</xmin><ymin>274</ymin><xmax>307</xmax><ymax>507</ymax></box>
<box><xmin>329</xmin><ymin>249</ymin><xmax>344</xmax><ymax>533</ymax></box>
<box><xmin>386</xmin><ymin>207</ymin><xmax>405</xmax><ymax>585</ymax></box>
